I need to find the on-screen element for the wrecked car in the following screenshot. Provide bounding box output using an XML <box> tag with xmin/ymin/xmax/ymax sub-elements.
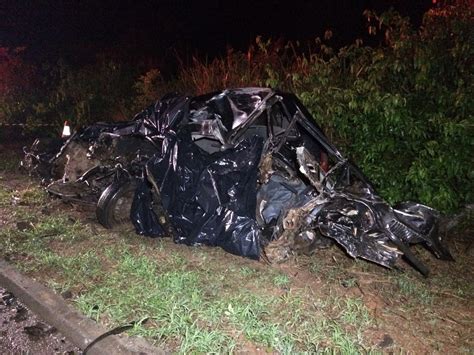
<box><xmin>22</xmin><ymin>88</ymin><xmax>453</xmax><ymax>276</ymax></box>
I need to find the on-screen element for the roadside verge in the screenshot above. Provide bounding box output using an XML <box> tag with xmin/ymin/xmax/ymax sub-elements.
<box><xmin>0</xmin><ymin>259</ymin><xmax>164</xmax><ymax>355</ymax></box>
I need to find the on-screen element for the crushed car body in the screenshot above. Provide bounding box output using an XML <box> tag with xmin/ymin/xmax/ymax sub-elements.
<box><xmin>22</xmin><ymin>88</ymin><xmax>453</xmax><ymax>276</ymax></box>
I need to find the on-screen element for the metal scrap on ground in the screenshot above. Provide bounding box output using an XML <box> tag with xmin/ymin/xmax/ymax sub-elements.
<box><xmin>22</xmin><ymin>88</ymin><xmax>453</xmax><ymax>275</ymax></box>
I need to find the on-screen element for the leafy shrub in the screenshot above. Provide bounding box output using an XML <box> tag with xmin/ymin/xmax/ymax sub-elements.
<box><xmin>1</xmin><ymin>52</ymin><xmax>140</xmax><ymax>136</ymax></box>
<box><xmin>1</xmin><ymin>3</ymin><xmax>471</xmax><ymax>212</ymax></box>
<box><xmin>293</xmin><ymin>4</ymin><xmax>473</xmax><ymax>212</ymax></box>
<box><xmin>46</xmin><ymin>59</ymin><xmax>139</xmax><ymax>127</ymax></box>
<box><xmin>0</xmin><ymin>47</ymin><xmax>41</xmax><ymax>126</ymax></box>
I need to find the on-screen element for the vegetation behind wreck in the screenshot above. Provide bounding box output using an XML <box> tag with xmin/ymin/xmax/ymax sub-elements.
<box><xmin>1</xmin><ymin>3</ymin><xmax>472</xmax><ymax>213</ymax></box>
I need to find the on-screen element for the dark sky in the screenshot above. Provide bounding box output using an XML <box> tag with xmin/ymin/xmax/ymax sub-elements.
<box><xmin>1</xmin><ymin>0</ymin><xmax>433</xmax><ymax>65</ymax></box>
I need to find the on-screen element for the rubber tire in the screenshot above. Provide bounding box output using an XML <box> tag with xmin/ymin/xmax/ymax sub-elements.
<box><xmin>96</xmin><ymin>180</ymin><xmax>137</xmax><ymax>229</ymax></box>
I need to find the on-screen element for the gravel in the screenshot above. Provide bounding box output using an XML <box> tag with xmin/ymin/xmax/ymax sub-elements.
<box><xmin>0</xmin><ymin>286</ymin><xmax>81</xmax><ymax>354</ymax></box>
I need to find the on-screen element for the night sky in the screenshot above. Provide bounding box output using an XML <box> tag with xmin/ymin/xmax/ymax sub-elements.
<box><xmin>1</xmin><ymin>0</ymin><xmax>433</xmax><ymax>66</ymax></box>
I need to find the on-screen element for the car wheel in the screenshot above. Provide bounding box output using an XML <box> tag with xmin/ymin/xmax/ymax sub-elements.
<box><xmin>96</xmin><ymin>179</ymin><xmax>137</xmax><ymax>229</ymax></box>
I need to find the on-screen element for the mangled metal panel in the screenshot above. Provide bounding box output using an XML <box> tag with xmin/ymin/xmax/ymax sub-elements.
<box><xmin>135</xmin><ymin>135</ymin><xmax>263</xmax><ymax>258</ymax></box>
<box><xmin>22</xmin><ymin>88</ymin><xmax>453</xmax><ymax>276</ymax></box>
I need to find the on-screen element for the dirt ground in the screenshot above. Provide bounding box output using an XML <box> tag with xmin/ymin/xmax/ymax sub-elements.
<box><xmin>0</xmin><ymin>145</ymin><xmax>473</xmax><ymax>353</ymax></box>
<box><xmin>0</xmin><ymin>286</ymin><xmax>80</xmax><ymax>354</ymax></box>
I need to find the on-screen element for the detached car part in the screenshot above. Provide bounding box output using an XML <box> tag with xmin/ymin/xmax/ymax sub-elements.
<box><xmin>23</xmin><ymin>88</ymin><xmax>453</xmax><ymax>275</ymax></box>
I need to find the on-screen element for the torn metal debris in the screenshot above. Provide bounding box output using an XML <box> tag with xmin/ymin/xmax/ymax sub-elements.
<box><xmin>22</xmin><ymin>88</ymin><xmax>453</xmax><ymax>275</ymax></box>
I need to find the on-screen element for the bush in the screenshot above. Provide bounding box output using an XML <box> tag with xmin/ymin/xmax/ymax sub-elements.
<box><xmin>1</xmin><ymin>3</ymin><xmax>471</xmax><ymax>212</ymax></box>
<box><xmin>46</xmin><ymin>58</ymin><xmax>139</xmax><ymax>127</ymax></box>
<box><xmin>293</xmin><ymin>4</ymin><xmax>473</xmax><ymax>212</ymax></box>
<box><xmin>0</xmin><ymin>47</ymin><xmax>41</xmax><ymax>126</ymax></box>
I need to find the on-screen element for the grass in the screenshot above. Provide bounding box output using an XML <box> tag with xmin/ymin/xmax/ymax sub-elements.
<box><xmin>338</xmin><ymin>298</ymin><xmax>372</xmax><ymax>327</ymax></box>
<box><xmin>0</xmin><ymin>182</ymin><xmax>48</xmax><ymax>207</ymax></box>
<box><xmin>0</xmin><ymin>167</ymin><xmax>473</xmax><ymax>353</ymax></box>
<box><xmin>272</xmin><ymin>273</ymin><xmax>290</xmax><ymax>287</ymax></box>
<box><xmin>68</xmin><ymin>247</ymin><xmax>367</xmax><ymax>352</ymax></box>
<box><xmin>392</xmin><ymin>273</ymin><xmax>434</xmax><ymax>306</ymax></box>
<box><xmin>0</xmin><ymin>189</ymin><xmax>369</xmax><ymax>352</ymax></box>
<box><xmin>0</xmin><ymin>153</ymin><xmax>20</xmax><ymax>172</ymax></box>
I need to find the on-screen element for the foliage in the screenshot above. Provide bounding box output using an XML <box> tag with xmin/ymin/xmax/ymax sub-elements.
<box><xmin>0</xmin><ymin>197</ymin><xmax>369</xmax><ymax>352</ymax></box>
<box><xmin>133</xmin><ymin>68</ymin><xmax>168</xmax><ymax>109</ymax></box>
<box><xmin>175</xmin><ymin>37</ymin><xmax>291</xmax><ymax>94</ymax></box>
<box><xmin>133</xmin><ymin>36</ymin><xmax>293</xmax><ymax>103</ymax></box>
<box><xmin>293</xmin><ymin>4</ymin><xmax>473</xmax><ymax>211</ymax></box>
<box><xmin>45</xmin><ymin>58</ymin><xmax>139</xmax><ymax>127</ymax></box>
<box><xmin>0</xmin><ymin>47</ymin><xmax>41</xmax><ymax>127</ymax></box>
<box><xmin>0</xmin><ymin>53</ymin><xmax>139</xmax><ymax>134</ymax></box>
<box><xmin>0</xmin><ymin>3</ymin><xmax>472</xmax><ymax>212</ymax></box>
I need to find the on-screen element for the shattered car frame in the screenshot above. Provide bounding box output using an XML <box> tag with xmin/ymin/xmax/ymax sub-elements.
<box><xmin>23</xmin><ymin>88</ymin><xmax>452</xmax><ymax>276</ymax></box>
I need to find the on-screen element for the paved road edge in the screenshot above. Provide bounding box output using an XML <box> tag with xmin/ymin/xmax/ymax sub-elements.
<box><xmin>0</xmin><ymin>259</ymin><xmax>165</xmax><ymax>354</ymax></box>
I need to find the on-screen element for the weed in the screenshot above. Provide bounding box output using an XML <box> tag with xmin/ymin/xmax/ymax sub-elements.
<box><xmin>6</xmin><ymin>165</ymin><xmax>469</xmax><ymax>353</ymax></box>
<box><xmin>338</xmin><ymin>298</ymin><xmax>372</xmax><ymax>327</ymax></box>
<box><xmin>340</xmin><ymin>277</ymin><xmax>358</xmax><ymax>288</ymax></box>
<box><xmin>239</xmin><ymin>266</ymin><xmax>257</xmax><ymax>277</ymax></box>
<box><xmin>0</xmin><ymin>185</ymin><xmax>47</xmax><ymax>207</ymax></box>
<box><xmin>329</xmin><ymin>322</ymin><xmax>362</xmax><ymax>354</ymax></box>
<box><xmin>394</xmin><ymin>273</ymin><xmax>434</xmax><ymax>305</ymax></box>
<box><xmin>273</xmin><ymin>273</ymin><xmax>290</xmax><ymax>287</ymax></box>
<box><xmin>46</xmin><ymin>279</ymin><xmax>74</xmax><ymax>294</ymax></box>
<box><xmin>178</xmin><ymin>326</ymin><xmax>236</xmax><ymax>354</ymax></box>
<box><xmin>0</xmin><ymin>186</ymin><xmax>12</xmax><ymax>206</ymax></box>
<box><xmin>0</xmin><ymin>154</ymin><xmax>20</xmax><ymax>172</ymax></box>
<box><xmin>309</xmin><ymin>262</ymin><xmax>321</xmax><ymax>275</ymax></box>
<box><xmin>15</xmin><ymin>186</ymin><xmax>48</xmax><ymax>205</ymax></box>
